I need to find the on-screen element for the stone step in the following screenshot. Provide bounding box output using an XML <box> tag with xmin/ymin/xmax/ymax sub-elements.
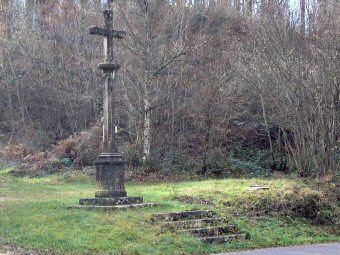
<box><xmin>152</xmin><ymin>210</ymin><xmax>216</xmax><ymax>222</ymax></box>
<box><xmin>200</xmin><ymin>233</ymin><xmax>247</xmax><ymax>244</ymax></box>
<box><xmin>162</xmin><ymin>217</ymin><xmax>227</xmax><ymax>229</ymax></box>
<box><xmin>79</xmin><ymin>196</ymin><xmax>143</xmax><ymax>206</ymax></box>
<box><xmin>67</xmin><ymin>203</ymin><xmax>156</xmax><ymax>211</ymax></box>
<box><xmin>186</xmin><ymin>225</ymin><xmax>238</xmax><ymax>237</ymax></box>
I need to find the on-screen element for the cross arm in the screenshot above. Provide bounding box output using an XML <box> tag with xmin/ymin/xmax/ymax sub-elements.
<box><xmin>89</xmin><ymin>26</ymin><xmax>126</xmax><ymax>39</ymax></box>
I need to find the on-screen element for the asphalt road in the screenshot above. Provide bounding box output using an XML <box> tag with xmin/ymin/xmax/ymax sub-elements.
<box><xmin>217</xmin><ymin>242</ymin><xmax>340</xmax><ymax>255</ymax></box>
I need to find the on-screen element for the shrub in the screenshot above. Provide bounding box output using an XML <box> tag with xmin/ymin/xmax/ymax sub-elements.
<box><xmin>243</xmin><ymin>188</ymin><xmax>338</xmax><ymax>225</ymax></box>
<box><xmin>0</xmin><ymin>144</ymin><xmax>34</xmax><ymax>161</ymax></box>
<box><xmin>54</xmin><ymin>126</ymin><xmax>101</xmax><ymax>167</ymax></box>
<box><xmin>205</xmin><ymin>149</ymin><xmax>229</xmax><ymax>178</ymax></box>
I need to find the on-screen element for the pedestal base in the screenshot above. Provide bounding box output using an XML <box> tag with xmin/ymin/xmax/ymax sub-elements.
<box><xmin>95</xmin><ymin>153</ymin><xmax>126</xmax><ymax>196</ymax></box>
<box><xmin>80</xmin><ymin>196</ymin><xmax>143</xmax><ymax>206</ymax></box>
<box><xmin>68</xmin><ymin>203</ymin><xmax>157</xmax><ymax>211</ymax></box>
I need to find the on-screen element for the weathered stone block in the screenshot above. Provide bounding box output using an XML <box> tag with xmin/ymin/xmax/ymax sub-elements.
<box><xmin>186</xmin><ymin>225</ymin><xmax>238</xmax><ymax>237</ymax></box>
<box><xmin>79</xmin><ymin>196</ymin><xmax>143</xmax><ymax>206</ymax></box>
<box><xmin>152</xmin><ymin>210</ymin><xmax>216</xmax><ymax>222</ymax></box>
<box><xmin>67</xmin><ymin>203</ymin><xmax>156</xmax><ymax>211</ymax></box>
<box><xmin>162</xmin><ymin>217</ymin><xmax>228</xmax><ymax>229</ymax></box>
<box><xmin>200</xmin><ymin>233</ymin><xmax>247</xmax><ymax>244</ymax></box>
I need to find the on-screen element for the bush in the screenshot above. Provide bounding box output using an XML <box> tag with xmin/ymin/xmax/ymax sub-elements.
<box><xmin>121</xmin><ymin>143</ymin><xmax>142</xmax><ymax>169</ymax></box>
<box><xmin>3</xmin><ymin>125</ymin><xmax>102</xmax><ymax>176</ymax></box>
<box><xmin>0</xmin><ymin>144</ymin><xmax>34</xmax><ymax>161</ymax></box>
<box><xmin>55</xmin><ymin>126</ymin><xmax>101</xmax><ymax>167</ymax></box>
<box><xmin>244</xmin><ymin>188</ymin><xmax>338</xmax><ymax>225</ymax></box>
<box><xmin>123</xmin><ymin>145</ymin><xmax>202</xmax><ymax>178</ymax></box>
<box><xmin>205</xmin><ymin>149</ymin><xmax>229</xmax><ymax>178</ymax></box>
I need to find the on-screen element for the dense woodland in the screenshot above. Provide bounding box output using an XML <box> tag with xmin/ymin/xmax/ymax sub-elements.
<box><xmin>0</xmin><ymin>0</ymin><xmax>339</xmax><ymax>178</ymax></box>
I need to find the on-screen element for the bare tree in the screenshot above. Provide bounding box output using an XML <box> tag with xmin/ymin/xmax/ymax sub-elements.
<box><xmin>117</xmin><ymin>0</ymin><xmax>188</xmax><ymax>162</ymax></box>
<box><xmin>238</xmin><ymin>0</ymin><xmax>340</xmax><ymax>176</ymax></box>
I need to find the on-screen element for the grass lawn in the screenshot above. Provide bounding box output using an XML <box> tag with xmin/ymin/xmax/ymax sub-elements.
<box><xmin>0</xmin><ymin>165</ymin><xmax>339</xmax><ymax>255</ymax></box>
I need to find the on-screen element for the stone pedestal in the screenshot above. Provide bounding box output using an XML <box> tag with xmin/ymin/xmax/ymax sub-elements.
<box><xmin>95</xmin><ymin>153</ymin><xmax>127</xmax><ymax>198</ymax></box>
<box><xmin>76</xmin><ymin>153</ymin><xmax>144</xmax><ymax>207</ymax></box>
<box><xmin>68</xmin><ymin>153</ymin><xmax>156</xmax><ymax>210</ymax></box>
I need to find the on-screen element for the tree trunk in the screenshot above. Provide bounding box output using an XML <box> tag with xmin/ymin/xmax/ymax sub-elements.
<box><xmin>259</xmin><ymin>93</ymin><xmax>276</xmax><ymax>170</ymax></box>
<box><xmin>0</xmin><ymin>0</ymin><xmax>9</xmax><ymax>39</ymax></box>
<box><xmin>142</xmin><ymin>92</ymin><xmax>151</xmax><ymax>161</ymax></box>
<box><xmin>300</xmin><ymin>0</ymin><xmax>306</xmax><ymax>35</ymax></box>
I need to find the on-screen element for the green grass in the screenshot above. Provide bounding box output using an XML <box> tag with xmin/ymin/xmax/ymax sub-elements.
<box><xmin>0</xmin><ymin>166</ymin><xmax>339</xmax><ymax>255</ymax></box>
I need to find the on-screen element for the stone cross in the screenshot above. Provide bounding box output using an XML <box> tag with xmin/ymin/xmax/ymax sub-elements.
<box><xmin>89</xmin><ymin>1</ymin><xmax>125</xmax><ymax>153</ymax></box>
<box><xmin>68</xmin><ymin>1</ymin><xmax>155</xmax><ymax>209</ymax></box>
<box><xmin>90</xmin><ymin>0</ymin><xmax>127</xmax><ymax>198</ymax></box>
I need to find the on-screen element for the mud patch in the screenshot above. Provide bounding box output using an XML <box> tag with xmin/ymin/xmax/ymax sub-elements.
<box><xmin>174</xmin><ymin>195</ymin><xmax>216</xmax><ymax>206</ymax></box>
<box><xmin>0</xmin><ymin>197</ymin><xmax>10</xmax><ymax>203</ymax></box>
<box><xmin>0</xmin><ymin>242</ymin><xmax>60</xmax><ymax>255</ymax></box>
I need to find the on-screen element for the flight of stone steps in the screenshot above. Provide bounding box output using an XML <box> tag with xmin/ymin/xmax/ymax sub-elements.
<box><xmin>152</xmin><ymin>210</ymin><xmax>248</xmax><ymax>244</ymax></box>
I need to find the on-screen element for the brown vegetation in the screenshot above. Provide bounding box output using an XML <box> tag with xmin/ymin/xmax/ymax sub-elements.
<box><xmin>0</xmin><ymin>1</ymin><xmax>339</xmax><ymax>178</ymax></box>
